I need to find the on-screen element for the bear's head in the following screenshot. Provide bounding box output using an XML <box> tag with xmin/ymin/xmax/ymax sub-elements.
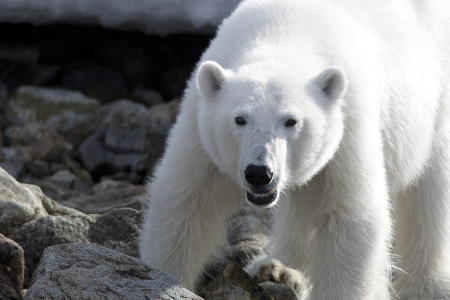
<box><xmin>197</xmin><ymin>61</ymin><xmax>347</xmax><ymax>207</ymax></box>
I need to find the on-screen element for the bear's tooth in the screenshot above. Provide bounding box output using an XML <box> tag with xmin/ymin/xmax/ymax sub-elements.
<box><xmin>268</xmin><ymin>189</ymin><xmax>275</xmax><ymax>195</ymax></box>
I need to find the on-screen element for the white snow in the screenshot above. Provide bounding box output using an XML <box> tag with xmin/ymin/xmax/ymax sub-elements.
<box><xmin>0</xmin><ymin>0</ymin><xmax>241</xmax><ymax>36</ymax></box>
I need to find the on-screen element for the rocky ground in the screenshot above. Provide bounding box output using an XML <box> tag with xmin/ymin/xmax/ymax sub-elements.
<box><xmin>0</xmin><ymin>23</ymin><xmax>297</xmax><ymax>299</ymax></box>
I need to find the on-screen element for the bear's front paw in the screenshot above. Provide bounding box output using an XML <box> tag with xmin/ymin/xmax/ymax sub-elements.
<box><xmin>245</xmin><ymin>257</ymin><xmax>307</xmax><ymax>297</ymax></box>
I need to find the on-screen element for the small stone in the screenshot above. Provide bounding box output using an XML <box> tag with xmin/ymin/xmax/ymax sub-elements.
<box><xmin>0</xmin><ymin>161</ymin><xmax>26</xmax><ymax>180</ymax></box>
<box><xmin>131</xmin><ymin>88</ymin><xmax>165</xmax><ymax>106</ymax></box>
<box><xmin>73</xmin><ymin>169</ymin><xmax>93</xmax><ymax>185</ymax></box>
<box><xmin>3</xmin><ymin>126</ymin><xmax>21</xmax><ymax>146</ymax></box>
<box><xmin>49</xmin><ymin>162</ymin><xmax>66</xmax><ymax>174</ymax></box>
<box><xmin>100</xmin><ymin>171</ymin><xmax>143</xmax><ymax>184</ymax></box>
<box><xmin>11</xmin><ymin>123</ymin><xmax>73</xmax><ymax>162</ymax></box>
<box><xmin>0</xmin><ymin>147</ymin><xmax>32</xmax><ymax>164</ymax></box>
<box><xmin>0</xmin><ymin>233</ymin><xmax>25</xmax><ymax>295</ymax></box>
<box><xmin>37</xmin><ymin>179</ymin><xmax>81</xmax><ymax>201</ymax></box>
<box><xmin>5</xmin><ymin>85</ymin><xmax>100</xmax><ymax>139</ymax></box>
<box><xmin>25</xmin><ymin>159</ymin><xmax>51</xmax><ymax>178</ymax></box>
<box><xmin>57</xmin><ymin>182</ymin><xmax>146</xmax><ymax>214</ymax></box>
<box><xmin>30</xmin><ymin>64</ymin><xmax>60</xmax><ymax>86</ymax></box>
<box><xmin>79</xmin><ymin>128</ymin><xmax>151</xmax><ymax>179</ymax></box>
<box><xmin>45</xmin><ymin>169</ymin><xmax>78</xmax><ymax>189</ymax></box>
<box><xmin>0</xmin><ymin>80</ymin><xmax>7</xmax><ymax>112</ymax></box>
<box><xmin>0</xmin><ymin>46</ymin><xmax>39</xmax><ymax>63</ymax></box>
<box><xmin>104</xmin><ymin>126</ymin><xmax>148</xmax><ymax>153</ymax></box>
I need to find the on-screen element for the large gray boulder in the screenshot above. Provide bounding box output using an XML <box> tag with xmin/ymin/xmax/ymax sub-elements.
<box><xmin>0</xmin><ymin>166</ymin><xmax>83</xmax><ymax>236</ymax></box>
<box><xmin>1</xmin><ymin>167</ymin><xmax>143</xmax><ymax>277</ymax></box>
<box><xmin>25</xmin><ymin>243</ymin><xmax>203</xmax><ymax>300</ymax></box>
<box><xmin>0</xmin><ymin>233</ymin><xmax>25</xmax><ymax>300</ymax></box>
<box><xmin>10</xmin><ymin>208</ymin><xmax>142</xmax><ymax>277</ymax></box>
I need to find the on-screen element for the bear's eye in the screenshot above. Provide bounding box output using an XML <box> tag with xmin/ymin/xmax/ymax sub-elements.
<box><xmin>235</xmin><ymin>116</ymin><xmax>247</xmax><ymax>126</ymax></box>
<box><xmin>285</xmin><ymin>119</ymin><xmax>297</xmax><ymax>127</ymax></box>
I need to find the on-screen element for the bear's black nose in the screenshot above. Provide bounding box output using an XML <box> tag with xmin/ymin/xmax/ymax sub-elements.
<box><xmin>245</xmin><ymin>165</ymin><xmax>273</xmax><ymax>186</ymax></box>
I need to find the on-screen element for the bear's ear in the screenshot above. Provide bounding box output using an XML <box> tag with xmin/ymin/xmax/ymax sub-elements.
<box><xmin>197</xmin><ymin>61</ymin><xmax>228</xmax><ymax>99</ymax></box>
<box><xmin>315</xmin><ymin>67</ymin><xmax>347</xmax><ymax>101</ymax></box>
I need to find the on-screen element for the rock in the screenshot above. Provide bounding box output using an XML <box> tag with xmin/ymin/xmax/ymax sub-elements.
<box><xmin>4</xmin><ymin>85</ymin><xmax>100</xmax><ymax>142</ymax></box>
<box><xmin>88</xmin><ymin>208</ymin><xmax>143</xmax><ymax>257</ymax></box>
<box><xmin>90</xmin><ymin>179</ymin><xmax>137</xmax><ymax>194</ymax></box>
<box><xmin>0</xmin><ymin>161</ymin><xmax>26</xmax><ymax>180</ymax></box>
<box><xmin>34</xmin><ymin>169</ymin><xmax>91</xmax><ymax>199</ymax></box>
<box><xmin>0</xmin><ymin>46</ymin><xmax>39</xmax><ymax>63</ymax></box>
<box><xmin>34</xmin><ymin>179</ymin><xmax>82</xmax><ymax>201</ymax></box>
<box><xmin>0</xmin><ymin>61</ymin><xmax>37</xmax><ymax>91</ymax></box>
<box><xmin>259</xmin><ymin>282</ymin><xmax>299</xmax><ymax>300</ymax></box>
<box><xmin>44</xmin><ymin>169</ymin><xmax>79</xmax><ymax>189</ymax></box>
<box><xmin>0</xmin><ymin>147</ymin><xmax>32</xmax><ymax>164</ymax></box>
<box><xmin>11</xmin><ymin>123</ymin><xmax>73</xmax><ymax>162</ymax></box>
<box><xmin>0</xmin><ymin>80</ymin><xmax>7</xmax><ymax>112</ymax></box>
<box><xmin>73</xmin><ymin>169</ymin><xmax>93</xmax><ymax>186</ymax></box>
<box><xmin>95</xmin><ymin>40</ymin><xmax>156</xmax><ymax>88</ymax></box>
<box><xmin>25</xmin><ymin>243</ymin><xmax>202</xmax><ymax>300</ymax></box>
<box><xmin>25</xmin><ymin>159</ymin><xmax>51</xmax><ymax>178</ymax></box>
<box><xmin>3</xmin><ymin>125</ymin><xmax>22</xmax><ymax>146</ymax></box>
<box><xmin>77</xmin><ymin>99</ymin><xmax>168</xmax><ymax>181</ymax></box>
<box><xmin>159</xmin><ymin>67</ymin><xmax>191</xmax><ymax>99</ymax></box>
<box><xmin>61</xmin><ymin>61</ymin><xmax>128</xmax><ymax>95</ymax></box>
<box><xmin>79</xmin><ymin>128</ymin><xmax>150</xmax><ymax>180</ymax></box>
<box><xmin>57</xmin><ymin>180</ymin><xmax>146</xmax><ymax>214</ymax></box>
<box><xmin>87</xmin><ymin>99</ymin><xmax>151</xmax><ymax>129</ymax></box>
<box><xmin>77</xmin><ymin>100</ymin><xmax>162</xmax><ymax>177</ymax></box>
<box><xmin>147</xmin><ymin>98</ymin><xmax>181</xmax><ymax>135</ymax></box>
<box><xmin>0</xmin><ymin>166</ymin><xmax>83</xmax><ymax>236</ymax></box>
<box><xmin>101</xmin><ymin>171</ymin><xmax>143</xmax><ymax>184</ymax></box>
<box><xmin>131</xmin><ymin>88</ymin><xmax>165</xmax><ymax>106</ymax></box>
<box><xmin>1</xmin><ymin>164</ymin><xmax>143</xmax><ymax>277</ymax></box>
<box><xmin>10</xmin><ymin>214</ymin><xmax>96</xmax><ymax>276</ymax></box>
<box><xmin>199</xmin><ymin>262</ymin><xmax>273</xmax><ymax>300</ymax></box>
<box><xmin>30</xmin><ymin>64</ymin><xmax>60</xmax><ymax>86</ymax></box>
<box><xmin>85</xmin><ymin>85</ymin><xmax>135</xmax><ymax>105</ymax></box>
<box><xmin>0</xmin><ymin>233</ymin><xmax>25</xmax><ymax>300</ymax></box>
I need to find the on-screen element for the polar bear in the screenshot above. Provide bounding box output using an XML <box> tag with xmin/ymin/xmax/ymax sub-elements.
<box><xmin>140</xmin><ymin>0</ymin><xmax>450</xmax><ymax>299</ymax></box>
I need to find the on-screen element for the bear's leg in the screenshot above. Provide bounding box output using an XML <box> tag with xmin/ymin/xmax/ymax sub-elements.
<box><xmin>394</xmin><ymin>105</ymin><xmax>450</xmax><ymax>299</ymax></box>
<box><xmin>139</xmin><ymin>132</ymin><xmax>243</xmax><ymax>292</ymax></box>
<box><xmin>246</xmin><ymin>166</ymin><xmax>392</xmax><ymax>300</ymax></box>
<box><xmin>245</xmin><ymin>181</ymin><xmax>323</xmax><ymax>297</ymax></box>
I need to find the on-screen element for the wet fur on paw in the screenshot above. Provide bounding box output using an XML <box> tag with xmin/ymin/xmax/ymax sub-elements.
<box><xmin>245</xmin><ymin>257</ymin><xmax>307</xmax><ymax>297</ymax></box>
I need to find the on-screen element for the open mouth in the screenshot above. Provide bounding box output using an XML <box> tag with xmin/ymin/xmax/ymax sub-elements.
<box><xmin>246</xmin><ymin>187</ymin><xmax>277</xmax><ymax>206</ymax></box>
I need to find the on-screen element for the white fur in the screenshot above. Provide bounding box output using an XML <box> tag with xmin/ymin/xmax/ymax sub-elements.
<box><xmin>140</xmin><ymin>0</ymin><xmax>450</xmax><ymax>299</ymax></box>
